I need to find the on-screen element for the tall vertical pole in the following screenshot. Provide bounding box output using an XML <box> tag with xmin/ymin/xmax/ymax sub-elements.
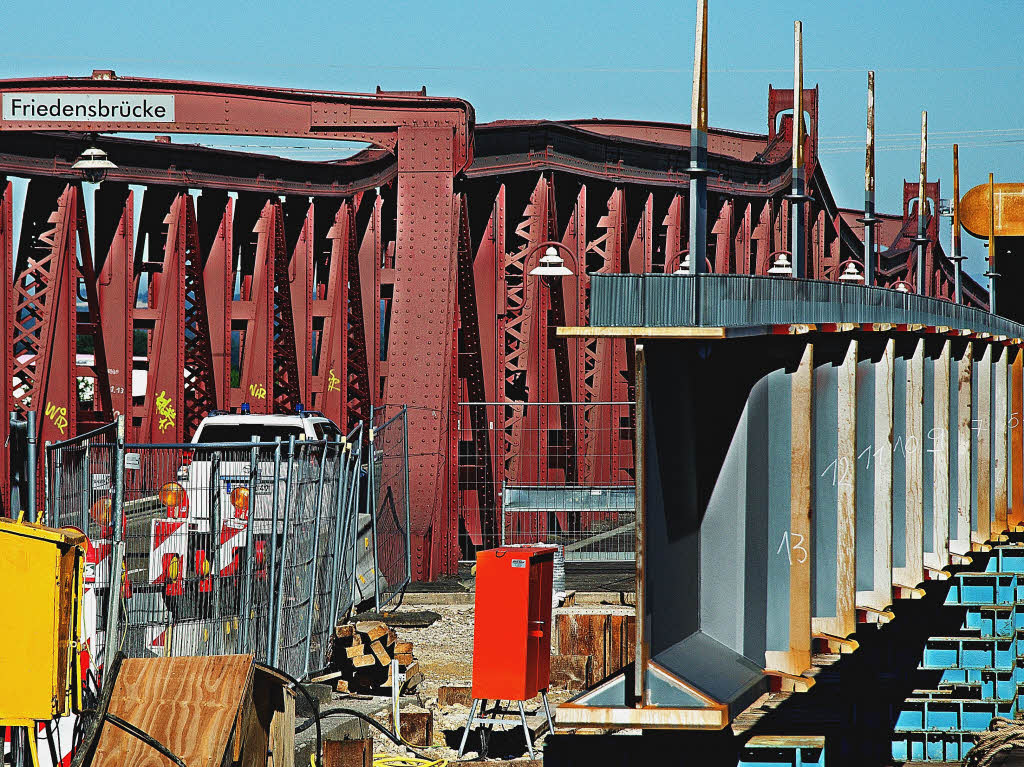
<box><xmin>687</xmin><ymin>0</ymin><xmax>709</xmax><ymax>275</ymax></box>
<box><xmin>952</xmin><ymin>144</ymin><xmax>964</xmax><ymax>304</ymax></box>
<box><xmin>26</xmin><ymin>411</ymin><xmax>37</xmax><ymax>520</ymax></box>
<box><xmin>788</xmin><ymin>21</ymin><xmax>808</xmax><ymax>278</ymax></box>
<box><xmin>861</xmin><ymin>71</ymin><xmax>879</xmax><ymax>286</ymax></box>
<box><xmin>989</xmin><ymin>172</ymin><xmax>997</xmax><ymax>314</ymax></box>
<box><xmin>915</xmin><ymin>111</ymin><xmax>929</xmax><ymax>294</ymax></box>
<box><xmin>103</xmin><ymin>414</ymin><xmax>126</xmax><ymax>688</ymax></box>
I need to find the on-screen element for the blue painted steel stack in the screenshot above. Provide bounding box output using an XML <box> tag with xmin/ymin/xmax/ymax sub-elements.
<box><xmin>892</xmin><ymin>545</ymin><xmax>1024</xmax><ymax>762</ymax></box>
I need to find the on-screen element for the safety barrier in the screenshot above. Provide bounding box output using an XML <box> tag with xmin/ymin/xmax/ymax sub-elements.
<box><xmin>44</xmin><ymin>415</ymin><xmax>407</xmax><ymax>682</ymax></box>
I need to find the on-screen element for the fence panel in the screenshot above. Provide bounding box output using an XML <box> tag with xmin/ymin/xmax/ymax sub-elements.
<box><xmin>456</xmin><ymin>402</ymin><xmax>637</xmax><ymax>562</ymax></box>
<box><xmin>45</xmin><ymin>420</ymin><xmax>119</xmax><ymax>666</ymax></box>
<box><xmin>45</xmin><ymin>419</ymin><xmax>387</xmax><ymax>682</ymax></box>
<box><xmin>370</xmin><ymin>407</ymin><xmax>411</xmax><ymax>610</ymax></box>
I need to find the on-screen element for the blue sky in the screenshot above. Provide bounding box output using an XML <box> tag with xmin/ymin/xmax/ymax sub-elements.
<box><xmin>3</xmin><ymin>0</ymin><xmax>1023</xmax><ymax>279</ymax></box>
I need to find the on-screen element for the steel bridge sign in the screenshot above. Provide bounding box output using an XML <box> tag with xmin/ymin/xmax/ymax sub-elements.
<box><xmin>2</xmin><ymin>93</ymin><xmax>175</xmax><ymax>122</ymax></box>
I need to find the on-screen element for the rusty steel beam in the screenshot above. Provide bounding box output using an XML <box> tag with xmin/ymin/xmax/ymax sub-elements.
<box><xmin>0</xmin><ymin>74</ymin><xmax>474</xmax><ymax>170</ymax></box>
<box><xmin>0</xmin><ymin>180</ymin><xmax>12</xmax><ymax>513</ymax></box>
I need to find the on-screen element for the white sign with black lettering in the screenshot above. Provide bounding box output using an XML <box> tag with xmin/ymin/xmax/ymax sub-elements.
<box><xmin>2</xmin><ymin>93</ymin><xmax>175</xmax><ymax>122</ymax></box>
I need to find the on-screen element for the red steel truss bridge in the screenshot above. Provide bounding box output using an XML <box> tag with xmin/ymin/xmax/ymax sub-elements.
<box><xmin>0</xmin><ymin>73</ymin><xmax>987</xmax><ymax>579</ymax></box>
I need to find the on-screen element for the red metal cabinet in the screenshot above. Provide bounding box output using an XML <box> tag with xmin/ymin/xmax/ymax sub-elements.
<box><xmin>471</xmin><ymin>546</ymin><xmax>555</xmax><ymax>701</ymax></box>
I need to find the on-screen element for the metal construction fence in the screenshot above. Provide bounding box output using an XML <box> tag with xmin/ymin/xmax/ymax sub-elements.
<box><xmin>369</xmin><ymin>406</ymin><xmax>412</xmax><ymax>609</ymax></box>
<box><xmin>43</xmin><ymin>410</ymin><xmax>410</xmax><ymax>683</ymax></box>
<box><xmin>456</xmin><ymin>401</ymin><xmax>637</xmax><ymax>562</ymax></box>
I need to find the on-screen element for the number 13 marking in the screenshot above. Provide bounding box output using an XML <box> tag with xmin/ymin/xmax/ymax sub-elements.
<box><xmin>777</xmin><ymin>531</ymin><xmax>808</xmax><ymax>565</ymax></box>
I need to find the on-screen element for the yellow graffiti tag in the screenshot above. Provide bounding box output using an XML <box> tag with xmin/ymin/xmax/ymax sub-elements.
<box><xmin>327</xmin><ymin>368</ymin><xmax>340</xmax><ymax>392</ymax></box>
<box><xmin>248</xmin><ymin>382</ymin><xmax>267</xmax><ymax>400</ymax></box>
<box><xmin>156</xmin><ymin>390</ymin><xmax>176</xmax><ymax>433</ymax></box>
<box><xmin>45</xmin><ymin>401</ymin><xmax>68</xmax><ymax>435</ymax></box>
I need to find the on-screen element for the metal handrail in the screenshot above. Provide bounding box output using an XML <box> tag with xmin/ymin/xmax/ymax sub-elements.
<box><xmin>589</xmin><ymin>273</ymin><xmax>1024</xmax><ymax>336</ymax></box>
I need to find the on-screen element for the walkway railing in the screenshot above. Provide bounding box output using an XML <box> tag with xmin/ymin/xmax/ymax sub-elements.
<box><xmin>590</xmin><ymin>273</ymin><xmax>1024</xmax><ymax>335</ymax></box>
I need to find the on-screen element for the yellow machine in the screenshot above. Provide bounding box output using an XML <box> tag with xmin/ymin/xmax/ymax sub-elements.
<box><xmin>0</xmin><ymin>515</ymin><xmax>87</xmax><ymax>726</ymax></box>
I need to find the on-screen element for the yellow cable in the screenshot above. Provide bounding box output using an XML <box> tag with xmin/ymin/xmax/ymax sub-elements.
<box><xmin>372</xmin><ymin>757</ymin><xmax>447</xmax><ymax>767</ymax></box>
<box><xmin>26</xmin><ymin>726</ymin><xmax>40</xmax><ymax>767</ymax></box>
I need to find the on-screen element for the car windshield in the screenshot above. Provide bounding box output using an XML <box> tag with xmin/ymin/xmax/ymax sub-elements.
<box><xmin>194</xmin><ymin>423</ymin><xmax>306</xmax><ymax>444</ymax></box>
<box><xmin>312</xmin><ymin>421</ymin><xmax>342</xmax><ymax>440</ymax></box>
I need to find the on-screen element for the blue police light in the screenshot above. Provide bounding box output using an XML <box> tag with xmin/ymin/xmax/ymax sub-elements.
<box><xmin>240</xmin><ymin>403</ymin><xmax>250</xmax><ymax>415</ymax></box>
<box><xmin>296</xmin><ymin>402</ymin><xmax>304</xmax><ymax>413</ymax></box>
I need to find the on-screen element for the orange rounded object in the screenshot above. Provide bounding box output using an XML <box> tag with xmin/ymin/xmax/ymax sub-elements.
<box><xmin>89</xmin><ymin>497</ymin><xmax>112</xmax><ymax>527</ymax></box>
<box><xmin>960</xmin><ymin>182</ymin><xmax>1024</xmax><ymax>238</ymax></box>
<box><xmin>159</xmin><ymin>481</ymin><xmax>186</xmax><ymax>509</ymax></box>
<box><xmin>230</xmin><ymin>487</ymin><xmax>250</xmax><ymax>513</ymax></box>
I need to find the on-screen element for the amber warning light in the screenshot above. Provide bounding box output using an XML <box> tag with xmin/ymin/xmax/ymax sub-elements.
<box><xmin>2</xmin><ymin>93</ymin><xmax>175</xmax><ymax>122</ymax></box>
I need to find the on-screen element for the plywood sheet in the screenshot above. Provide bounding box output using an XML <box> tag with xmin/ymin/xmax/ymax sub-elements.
<box><xmin>91</xmin><ymin>654</ymin><xmax>254</xmax><ymax>767</ymax></box>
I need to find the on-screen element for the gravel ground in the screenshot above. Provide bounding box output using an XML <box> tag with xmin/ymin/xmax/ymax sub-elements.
<box><xmin>347</xmin><ymin>601</ymin><xmax>591</xmax><ymax>762</ymax></box>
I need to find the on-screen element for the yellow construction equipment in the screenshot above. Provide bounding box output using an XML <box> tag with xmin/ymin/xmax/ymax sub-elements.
<box><xmin>0</xmin><ymin>515</ymin><xmax>87</xmax><ymax>726</ymax></box>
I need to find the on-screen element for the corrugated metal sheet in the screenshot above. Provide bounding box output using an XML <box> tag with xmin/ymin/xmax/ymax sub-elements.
<box><xmin>588</xmin><ymin>274</ymin><xmax>1024</xmax><ymax>337</ymax></box>
<box><xmin>590</xmin><ymin>274</ymin><xmax>643</xmax><ymax>326</ymax></box>
<box><xmin>644</xmin><ymin>274</ymin><xmax>695</xmax><ymax>326</ymax></box>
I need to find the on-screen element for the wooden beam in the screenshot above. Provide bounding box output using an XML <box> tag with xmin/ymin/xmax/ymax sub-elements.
<box><xmin>556</xmin><ymin>326</ymin><xmax>727</xmax><ymax>339</ymax></box>
<box><xmin>954</xmin><ymin>343</ymin><xmax>973</xmax><ymax>555</ymax></box>
<box><xmin>813</xmin><ymin>339</ymin><xmax>857</xmax><ymax>639</ymax></box>
<box><xmin>1012</xmin><ymin>350</ymin><xmax>1024</xmax><ymax>528</ymax></box>
<box><xmin>767</xmin><ymin>342</ymin><xmax>813</xmax><ymax>676</ymax></box>
<box><xmin>929</xmin><ymin>340</ymin><xmax>951</xmax><ymax>568</ymax></box>
<box><xmin>895</xmin><ymin>339</ymin><xmax>925</xmax><ymax>589</ymax></box>
<box><xmin>994</xmin><ymin>350</ymin><xmax>1009</xmax><ymax>535</ymax></box>
<box><xmin>977</xmin><ymin>344</ymin><xmax>992</xmax><ymax>545</ymax></box>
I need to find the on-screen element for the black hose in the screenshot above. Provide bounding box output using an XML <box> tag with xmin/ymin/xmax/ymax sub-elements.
<box><xmin>104</xmin><ymin>713</ymin><xmax>187</xmax><ymax>767</ymax></box>
<box><xmin>296</xmin><ymin>707</ymin><xmax>437</xmax><ymax>762</ymax></box>
<box><xmin>254</xmin><ymin>662</ymin><xmax>322</xmax><ymax>767</ymax></box>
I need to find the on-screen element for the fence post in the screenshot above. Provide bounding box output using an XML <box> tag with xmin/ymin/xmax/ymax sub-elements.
<box><xmin>80</xmin><ymin>439</ymin><xmax>91</xmax><ymax>532</ymax></box>
<box><xmin>26</xmin><ymin>411</ymin><xmax>37</xmax><ymax>521</ymax></box>
<box><xmin>267</xmin><ymin>437</ymin><xmax>283</xmax><ymax>663</ymax></box>
<box><xmin>327</xmin><ymin>434</ymin><xmax>351</xmax><ymax>639</ymax></box>
<box><xmin>272</xmin><ymin>436</ymin><xmax>297</xmax><ymax>669</ymax></box>
<box><xmin>347</xmin><ymin>425</ymin><xmax>364</xmax><ymax>611</ymax></box>
<box><xmin>103</xmin><ymin>414</ymin><xmax>126</xmax><ymax>688</ymax></box>
<box><xmin>241</xmin><ymin>436</ymin><xmax>259</xmax><ymax>652</ymax></box>
<box><xmin>302</xmin><ymin>437</ymin><xmax>333</xmax><ymax>679</ymax></box>
<box><xmin>402</xmin><ymin>406</ymin><xmax>412</xmax><ymax>589</ymax></box>
<box><xmin>368</xmin><ymin>409</ymin><xmax>380</xmax><ymax>612</ymax></box>
<box><xmin>43</xmin><ymin>440</ymin><xmax>52</xmax><ymax>524</ymax></box>
<box><xmin>208</xmin><ymin>451</ymin><xmax>223</xmax><ymax>653</ymax></box>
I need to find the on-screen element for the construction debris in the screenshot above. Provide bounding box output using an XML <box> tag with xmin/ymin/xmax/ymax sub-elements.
<box><xmin>329</xmin><ymin>621</ymin><xmax>424</xmax><ymax>695</ymax></box>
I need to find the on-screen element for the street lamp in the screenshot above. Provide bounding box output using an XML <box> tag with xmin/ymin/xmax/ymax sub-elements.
<box><xmin>768</xmin><ymin>252</ymin><xmax>793</xmax><ymax>276</ymax></box>
<box><xmin>528</xmin><ymin>246</ymin><xmax>574</xmax><ymax>277</ymax></box>
<box><xmin>72</xmin><ymin>146</ymin><xmax>117</xmax><ymax>184</ymax></box>
<box><xmin>838</xmin><ymin>262</ymin><xmax>865</xmax><ymax>283</ymax></box>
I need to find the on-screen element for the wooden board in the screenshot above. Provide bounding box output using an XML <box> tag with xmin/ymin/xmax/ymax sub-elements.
<box><xmin>813</xmin><ymin>340</ymin><xmax>858</xmax><ymax>639</ymax></box>
<box><xmin>766</xmin><ymin>342</ymin><xmax>813</xmax><ymax>676</ymax></box>
<box><xmin>994</xmin><ymin>350</ymin><xmax>1009</xmax><ymax>534</ymax></box>
<box><xmin>930</xmin><ymin>341</ymin><xmax>951</xmax><ymax>568</ymax></box>
<box><xmin>91</xmin><ymin>655</ymin><xmax>253</xmax><ymax>767</ymax></box>
<box><xmin>977</xmin><ymin>344</ymin><xmax>993</xmax><ymax>544</ymax></box>
<box><xmin>355</xmin><ymin>621</ymin><xmax>388</xmax><ymax>641</ymax></box>
<box><xmin>955</xmin><ymin>343</ymin><xmax>974</xmax><ymax>554</ymax></box>
<box><xmin>1011</xmin><ymin>350</ymin><xmax>1024</xmax><ymax>528</ymax></box>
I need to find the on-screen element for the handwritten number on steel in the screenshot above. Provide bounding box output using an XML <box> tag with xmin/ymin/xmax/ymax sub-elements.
<box><xmin>777</xmin><ymin>531</ymin><xmax>808</xmax><ymax>565</ymax></box>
